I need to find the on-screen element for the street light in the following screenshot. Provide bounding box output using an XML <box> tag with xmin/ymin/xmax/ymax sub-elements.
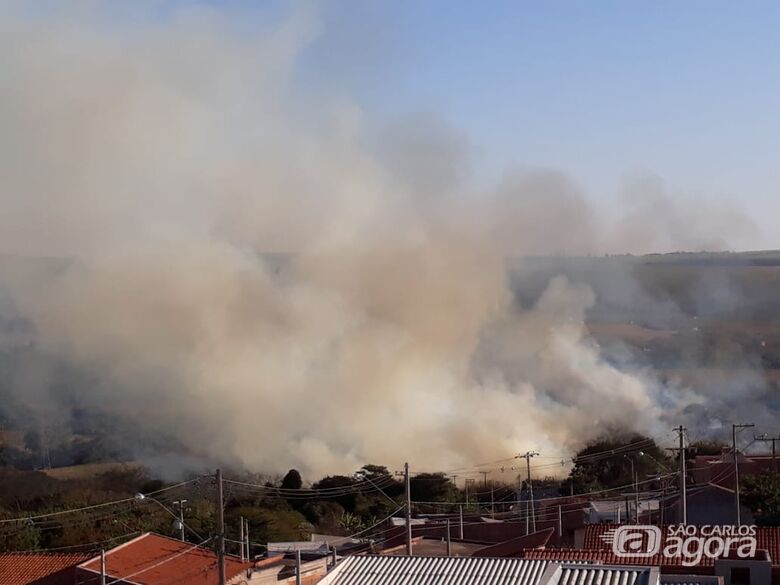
<box><xmin>135</xmin><ymin>493</ymin><xmax>192</xmax><ymax>541</ymax></box>
<box><xmin>172</xmin><ymin>500</ymin><xmax>187</xmax><ymax>542</ymax></box>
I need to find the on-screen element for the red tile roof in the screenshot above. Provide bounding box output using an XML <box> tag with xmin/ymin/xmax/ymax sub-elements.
<box><xmin>520</xmin><ymin>546</ymin><xmax>722</xmax><ymax>579</ymax></box>
<box><xmin>0</xmin><ymin>552</ymin><xmax>91</xmax><ymax>585</ymax></box>
<box><xmin>578</xmin><ymin>524</ymin><xmax>780</xmax><ymax>568</ymax></box>
<box><xmin>77</xmin><ymin>533</ymin><xmax>251</xmax><ymax>585</ymax></box>
<box><xmin>521</xmin><ymin>548</ymin><xmax>612</xmax><ymax>563</ymax></box>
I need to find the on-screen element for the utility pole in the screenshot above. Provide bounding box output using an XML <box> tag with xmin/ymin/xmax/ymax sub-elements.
<box><xmin>623</xmin><ymin>455</ymin><xmax>639</xmax><ymax>523</ymax></box>
<box><xmin>517</xmin><ymin>451</ymin><xmax>539</xmax><ymax>533</ymax></box>
<box><xmin>623</xmin><ymin>455</ymin><xmax>639</xmax><ymax>524</ymax></box>
<box><xmin>295</xmin><ymin>549</ymin><xmax>302</xmax><ymax>585</ymax></box>
<box><xmin>733</xmin><ymin>423</ymin><xmax>755</xmax><ymax>526</ymax></box>
<box><xmin>404</xmin><ymin>462</ymin><xmax>412</xmax><ymax>555</ymax></box>
<box><xmin>557</xmin><ymin>505</ymin><xmax>563</xmax><ymax>542</ymax></box>
<box><xmin>465</xmin><ymin>478</ymin><xmax>475</xmax><ymax>507</ymax></box>
<box><xmin>659</xmin><ymin>477</ymin><xmax>665</xmax><ymax>525</ymax></box>
<box><xmin>173</xmin><ymin>499</ymin><xmax>187</xmax><ymax>542</ymax></box>
<box><xmin>239</xmin><ymin>516</ymin><xmax>245</xmax><ymax>561</ymax></box>
<box><xmin>216</xmin><ymin>468</ymin><xmax>226</xmax><ymax>585</ymax></box>
<box><xmin>754</xmin><ymin>433</ymin><xmax>779</xmax><ymax>474</ymax></box>
<box><xmin>669</xmin><ymin>426</ymin><xmax>688</xmax><ymax>524</ymax></box>
<box><xmin>458</xmin><ymin>505</ymin><xmax>464</xmax><ymax>539</ymax></box>
<box><xmin>244</xmin><ymin>518</ymin><xmax>250</xmax><ymax>561</ymax></box>
<box><xmin>445</xmin><ymin>518</ymin><xmax>451</xmax><ymax>556</ymax></box>
<box><xmin>100</xmin><ymin>549</ymin><xmax>106</xmax><ymax>585</ymax></box>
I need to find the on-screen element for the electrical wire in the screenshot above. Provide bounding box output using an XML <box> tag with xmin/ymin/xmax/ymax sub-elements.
<box><xmin>409</xmin><ymin>470</ymin><xmax>680</xmax><ymax>506</ymax></box>
<box><xmin>103</xmin><ymin>537</ymin><xmax>214</xmax><ymax>585</ymax></box>
<box><xmin>0</xmin><ymin>477</ymin><xmax>205</xmax><ymax>525</ymax></box>
<box><xmin>223</xmin><ymin>476</ymin><xmax>399</xmax><ymax>500</ymax></box>
<box><xmin>14</xmin><ymin>531</ymin><xmax>141</xmax><ymax>554</ymax></box>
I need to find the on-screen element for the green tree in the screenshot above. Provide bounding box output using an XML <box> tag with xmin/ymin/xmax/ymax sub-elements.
<box><xmin>354</xmin><ymin>464</ymin><xmax>403</xmax><ymax>497</ymax></box>
<box><xmin>742</xmin><ymin>474</ymin><xmax>780</xmax><ymax>526</ymax></box>
<box><xmin>280</xmin><ymin>469</ymin><xmax>303</xmax><ymax>490</ymax></box>
<box><xmin>567</xmin><ymin>433</ymin><xmax>670</xmax><ymax>493</ymax></box>
<box><xmin>313</xmin><ymin>475</ymin><xmax>359</xmax><ymax>512</ymax></box>
<box><xmin>410</xmin><ymin>473</ymin><xmax>456</xmax><ymax>502</ymax></box>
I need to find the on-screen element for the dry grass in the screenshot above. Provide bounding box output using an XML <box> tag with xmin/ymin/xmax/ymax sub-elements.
<box><xmin>43</xmin><ymin>461</ymin><xmax>140</xmax><ymax>480</ymax></box>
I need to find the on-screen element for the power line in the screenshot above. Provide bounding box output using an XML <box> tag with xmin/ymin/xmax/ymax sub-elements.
<box><xmin>0</xmin><ymin>477</ymin><xmax>204</xmax><ymax>525</ymax></box>
<box><xmin>410</xmin><ymin>470</ymin><xmax>680</xmax><ymax>506</ymax></box>
<box><xmin>14</xmin><ymin>531</ymin><xmax>140</xmax><ymax>554</ymax></box>
<box><xmin>104</xmin><ymin>537</ymin><xmax>213</xmax><ymax>585</ymax></box>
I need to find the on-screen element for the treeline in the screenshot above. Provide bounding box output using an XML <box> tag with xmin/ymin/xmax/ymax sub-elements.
<box><xmin>5</xmin><ymin>432</ymin><xmax>780</xmax><ymax>552</ymax></box>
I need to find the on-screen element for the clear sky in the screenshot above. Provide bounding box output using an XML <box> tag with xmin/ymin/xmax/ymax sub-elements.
<box><xmin>291</xmin><ymin>0</ymin><xmax>780</xmax><ymax>245</ymax></box>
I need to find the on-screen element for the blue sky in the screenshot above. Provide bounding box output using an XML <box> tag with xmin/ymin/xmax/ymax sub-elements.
<box><xmin>291</xmin><ymin>0</ymin><xmax>780</xmax><ymax>240</ymax></box>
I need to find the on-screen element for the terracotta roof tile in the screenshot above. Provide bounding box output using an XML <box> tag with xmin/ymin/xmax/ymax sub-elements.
<box><xmin>77</xmin><ymin>533</ymin><xmax>251</xmax><ymax>585</ymax></box>
<box><xmin>577</xmin><ymin>524</ymin><xmax>780</xmax><ymax>567</ymax></box>
<box><xmin>0</xmin><ymin>552</ymin><xmax>91</xmax><ymax>585</ymax></box>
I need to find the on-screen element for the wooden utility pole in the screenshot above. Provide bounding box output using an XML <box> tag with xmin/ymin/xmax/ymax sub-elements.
<box><xmin>733</xmin><ymin>423</ymin><xmax>755</xmax><ymax>526</ymax></box>
<box><xmin>216</xmin><ymin>468</ymin><xmax>226</xmax><ymax>585</ymax></box>
<box><xmin>465</xmin><ymin>478</ymin><xmax>475</xmax><ymax>506</ymax></box>
<box><xmin>404</xmin><ymin>462</ymin><xmax>412</xmax><ymax>555</ymax></box>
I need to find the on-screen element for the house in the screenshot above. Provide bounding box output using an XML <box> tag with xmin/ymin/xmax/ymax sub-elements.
<box><xmin>524</xmin><ymin>524</ymin><xmax>780</xmax><ymax>584</ymax></box>
<box><xmin>663</xmin><ymin>484</ymin><xmax>755</xmax><ymax>526</ymax></box>
<box><xmin>315</xmin><ymin>554</ymin><xmax>718</xmax><ymax>585</ymax></box>
<box><xmin>315</xmin><ymin>555</ymin><xmax>568</xmax><ymax>585</ymax></box>
<box><xmin>378</xmin><ymin>527</ymin><xmax>555</xmax><ymax>558</ymax></box>
<box><xmin>381</xmin><ymin>517</ymin><xmax>539</xmax><ymax>549</ymax></box>
<box><xmin>0</xmin><ymin>552</ymin><xmax>91</xmax><ymax>585</ymax></box>
<box><xmin>75</xmin><ymin>533</ymin><xmax>253</xmax><ymax>585</ymax></box>
<box><xmin>538</xmin><ymin>563</ymin><xmax>658</xmax><ymax>584</ymax></box>
<box><xmin>691</xmin><ymin>452</ymin><xmax>776</xmax><ymax>490</ymax></box>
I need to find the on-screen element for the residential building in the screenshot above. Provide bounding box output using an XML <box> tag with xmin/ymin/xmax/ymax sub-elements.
<box><xmin>0</xmin><ymin>552</ymin><xmax>91</xmax><ymax>585</ymax></box>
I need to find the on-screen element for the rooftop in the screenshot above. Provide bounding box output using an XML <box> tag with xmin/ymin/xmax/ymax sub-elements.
<box><xmin>581</xmin><ymin>524</ymin><xmax>779</xmax><ymax>567</ymax></box>
<box><xmin>76</xmin><ymin>533</ymin><xmax>251</xmax><ymax>585</ymax></box>
<box><xmin>540</xmin><ymin>563</ymin><xmax>656</xmax><ymax>585</ymax></box>
<box><xmin>0</xmin><ymin>552</ymin><xmax>91</xmax><ymax>585</ymax></box>
<box><xmin>317</xmin><ymin>554</ymin><xmax>559</xmax><ymax>585</ymax></box>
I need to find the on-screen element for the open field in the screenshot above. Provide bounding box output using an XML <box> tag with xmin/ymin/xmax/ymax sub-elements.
<box><xmin>42</xmin><ymin>461</ymin><xmax>140</xmax><ymax>480</ymax></box>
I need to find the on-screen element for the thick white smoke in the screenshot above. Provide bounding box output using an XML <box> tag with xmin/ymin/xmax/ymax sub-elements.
<box><xmin>0</xmin><ymin>2</ymin><xmax>751</xmax><ymax>477</ymax></box>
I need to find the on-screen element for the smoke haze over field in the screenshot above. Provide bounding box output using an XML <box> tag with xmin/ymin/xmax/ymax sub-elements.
<box><xmin>0</xmin><ymin>2</ymin><xmax>767</xmax><ymax>477</ymax></box>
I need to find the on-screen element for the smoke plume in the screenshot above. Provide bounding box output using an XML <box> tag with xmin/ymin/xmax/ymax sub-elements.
<box><xmin>0</xmin><ymin>2</ymin><xmax>763</xmax><ymax>477</ymax></box>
